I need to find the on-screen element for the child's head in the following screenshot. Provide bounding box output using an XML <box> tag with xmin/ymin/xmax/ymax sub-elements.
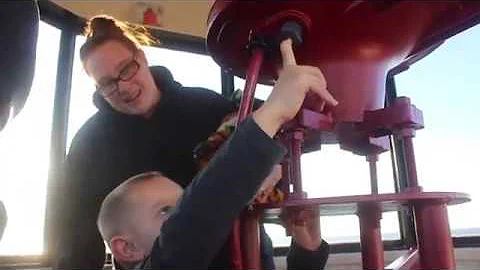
<box><xmin>97</xmin><ymin>171</ymin><xmax>183</xmax><ymax>267</ymax></box>
<box><xmin>98</xmin><ymin>165</ymin><xmax>281</xmax><ymax>267</ymax></box>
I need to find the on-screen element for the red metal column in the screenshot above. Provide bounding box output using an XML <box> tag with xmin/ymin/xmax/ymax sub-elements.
<box><xmin>403</xmin><ymin>134</ymin><xmax>419</xmax><ymax>189</ymax></box>
<box><xmin>235</xmin><ymin>49</ymin><xmax>264</xmax><ymax>124</ymax></box>
<box><xmin>399</xmin><ymin>125</ymin><xmax>455</xmax><ymax>269</ymax></box>
<box><xmin>358</xmin><ymin>204</ymin><xmax>384</xmax><ymax>269</ymax></box>
<box><xmin>290</xmin><ymin>130</ymin><xmax>305</xmax><ymax>198</ymax></box>
<box><xmin>241</xmin><ymin>210</ymin><xmax>261</xmax><ymax>269</ymax></box>
<box><xmin>414</xmin><ymin>202</ymin><xmax>455</xmax><ymax>269</ymax></box>
<box><xmin>280</xmin><ymin>151</ymin><xmax>292</xmax><ymax>199</ymax></box>
<box><xmin>367</xmin><ymin>155</ymin><xmax>379</xmax><ymax>194</ymax></box>
<box><xmin>229</xmin><ymin>220</ymin><xmax>243</xmax><ymax>269</ymax></box>
<box><xmin>229</xmin><ymin>48</ymin><xmax>264</xmax><ymax>269</ymax></box>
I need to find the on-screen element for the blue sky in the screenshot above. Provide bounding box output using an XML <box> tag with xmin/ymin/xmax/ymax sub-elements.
<box><xmin>395</xmin><ymin>23</ymin><xmax>480</xmax><ymax>234</ymax></box>
<box><xmin>396</xmin><ymin>24</ymin><xmax>480</xmax><ymax>138</ymax></box>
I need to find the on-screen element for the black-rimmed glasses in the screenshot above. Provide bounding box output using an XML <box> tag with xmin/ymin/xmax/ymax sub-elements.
<box><xmin>96</xmin><ymin>58</ymin><xmax>140</xmax><ymax>97</ymax></box>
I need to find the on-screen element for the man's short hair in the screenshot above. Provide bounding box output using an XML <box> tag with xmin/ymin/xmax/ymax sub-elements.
<box><xmin>97</xmin><ymin>171</ymin><xmax>164</xmax><ymax>244</ymax></box>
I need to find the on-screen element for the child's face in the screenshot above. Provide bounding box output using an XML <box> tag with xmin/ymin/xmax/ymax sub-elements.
<box><xmin>127</xmin><ymin>176</ymin><xmax>183</xmax><ymax>255</ymax></box>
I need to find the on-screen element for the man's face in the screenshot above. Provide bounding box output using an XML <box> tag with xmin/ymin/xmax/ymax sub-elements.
<box><xmin>127</xmin><ymin>177</ymin><xmax>183</xmax><ymax>255</ymax></box>
<box><xmin>84</xmin><ymin>40</ymin><xmax>160</xmax><ymax>117</ymax></box>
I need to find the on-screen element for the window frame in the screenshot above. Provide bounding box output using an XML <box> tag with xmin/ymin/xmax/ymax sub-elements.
<box><xmin>1</xmin><ymin>0</ymin><xmax>479</xmax><ymax>267</ymax></box>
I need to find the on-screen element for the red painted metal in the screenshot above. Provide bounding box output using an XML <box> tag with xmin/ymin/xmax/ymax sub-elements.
<box><xmin>279</xmin><ymin>137</ymin><xmax>292</xmax><ymax>201</ymax></box>
<box><xmin>229</xmin><ymin>47</ymin><xmax>265</xmax><ymax>270</ymax></box>
<box><xmin>228</xmin><ymin>220</ymin><xmax>243</xmax><ymax>269</ymax></box>
<box><xmin>256</xmin><ymin>192</ymin><xmax>470</xmax><ymax>215</ymax></box>
<box><xmin>240</xmin><ymin>210</ymin><xmax>261</xmax><ymax>270</ymax></box>
<box><xmin>358</xmin><ymin>204</ymin><xmax>384</xmax><ymax>269</ymax></box>
<box><xmin>290</xmin><ymin>130</ymin><xmax>304</xmax><ymax>197</ymax></box>
<box><xmin>361</xmin><ymin>97</ymin><xmax>424</xmax><ymax>137</ymax></box>
<box><xmin>206</xmin><ymin>1</ymin><xmax>480</xmax><ymax>269</ymax></box>
<box><xmin>336</xmin><ymin>127</ymin><xmax>390</xmax><ymax>156</ymax></box>
<box><xmin>414</xmin><ymin>202</ymin><xmax>455</xmax><ymax>269</ymax></box>
<box><xmin>207</xmin><ymin>1</ymin><xmax>480</xmax><ymax>153</ymax></box>
<box><xmin>285</xmin><ymin>108</ymin><xmax>334</xmax><ymax>131</ymax></box>
<box><xmin>208</xmin><ymin>1</ymin><xmax>480</xmax><ymax>119</ymax></box>
<box><xmin>235</xmin><ymin>49</ymin><xmax>265</xmax><ymax>125</ymax></box>
<box><xmin>403</xmin><ymin>136</ymin><xmax>420</xmax><ymax>189</ymax></box>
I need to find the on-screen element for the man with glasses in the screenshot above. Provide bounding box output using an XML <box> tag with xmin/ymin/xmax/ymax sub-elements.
<box><xmin>95</xmin><ymin>56</ymin><xmax>140</xmax><ymax>98</ymax></box>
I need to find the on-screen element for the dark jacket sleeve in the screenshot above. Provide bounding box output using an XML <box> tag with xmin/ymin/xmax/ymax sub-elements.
<box><xmin>287</xmin><ymin>240</ymin><xmax>330</xmax><ymax>269</ymax></box>
<box><xmin>0</xmin><ymin>1</ymin><xmax>39</xmax><ymax>131</ymax></box>
<box><xmin>141</xmin><ymin>117</ymin><xmax>286</xmax><ymax>269</ymax></box>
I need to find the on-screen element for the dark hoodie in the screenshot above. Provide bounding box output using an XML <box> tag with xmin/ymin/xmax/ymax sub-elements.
<box><xmin>50</xmin><ymin>66</ymin><xmax>328</xmax><ymax>269</ymax></box>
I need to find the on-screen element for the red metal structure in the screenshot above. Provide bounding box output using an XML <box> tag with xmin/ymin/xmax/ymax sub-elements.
<box><xmin>207</xmin><ymin>1</ymin><xmax>480</xmax><ymax>269</ymax></box>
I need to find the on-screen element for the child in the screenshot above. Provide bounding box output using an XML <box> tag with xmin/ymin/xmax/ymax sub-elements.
<box><xmin>97</xmin><ymin>39</ymin><xmax>337</xmax><ymax>269</ymax></box>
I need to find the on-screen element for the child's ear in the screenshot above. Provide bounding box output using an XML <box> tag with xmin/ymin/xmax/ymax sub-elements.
<box><xmin>110</xmin><ymin>236</ymin><xmax>145</xmax><ymax>264</ymax></box>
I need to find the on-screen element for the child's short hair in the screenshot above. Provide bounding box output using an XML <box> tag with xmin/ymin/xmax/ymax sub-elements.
<box><xmin>97</xmin><ymin>171</ymin><xmax>164</xmax><ymax>244</ymax></box>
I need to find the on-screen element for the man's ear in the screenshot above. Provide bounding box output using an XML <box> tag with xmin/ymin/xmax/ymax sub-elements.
<box><xmin>110</xmin><ymin>236</ymin><xmax>145</xmax><ymax>265</ymax></box>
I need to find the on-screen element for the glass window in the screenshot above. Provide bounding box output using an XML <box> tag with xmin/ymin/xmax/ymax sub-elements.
<box><xmin>144</xmin><ymin>47</ymin><xmax>222</xmax><ymax>94</ymax></box>
<box><xmin>66</xmin><ymin>36</ymin><xmax>97</xmax><ymax>149</ymax></box>
<box><xmin>0</xmin><ymin>22</ymin><xmax>60</xmax><ymax>255</ymax></box>
<box><xmin>265</xmin><ymin>146</ymin><xmax>400</xmax><ymax>246</ymax></box>
<box><xmin>302</xmin><ymin>146</ymin><xmax>395</xmax><ymax>197</ymax></box>
<box><xmin>395</xmin><ymin>24</ymin><xmax>480</xmax><ymax>237</ymax></box>
<box><xmin>301</xmin><ymin>147</ymin><xmax>400</xmax><ymax>244</ymax></box>
<box><xmin>234</xmin><ymin>76</ymin><xmax>272</xmax><ymax>100</ymax></box>
<box><xmin>266</xmin><ymin>211</ymin><xmax>400</xmax><ymax>247</ymax></box>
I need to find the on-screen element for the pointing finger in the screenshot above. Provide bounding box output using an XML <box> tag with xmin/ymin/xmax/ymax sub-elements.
<box><xmin>280</xmin><ymin>38</ymin><xmax>297</xmax><ymax>67</ymax></box>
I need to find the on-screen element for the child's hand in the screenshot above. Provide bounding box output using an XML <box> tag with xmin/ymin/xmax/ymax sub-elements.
<box><xmin>253</xmin><ymin>39</ymin><xmax>338</xmax><ymax>137</ymax></box>
<box><xmin>281</xmin><ymin>209</ymin><xmax>322</xmax><ymax>251</ymax></box>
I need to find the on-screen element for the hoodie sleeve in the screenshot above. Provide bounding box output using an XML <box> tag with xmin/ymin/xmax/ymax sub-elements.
<box><xmin>139</xmin><ymin>116</ymin><xmax>286</xmax><ymax>269</ymax></box>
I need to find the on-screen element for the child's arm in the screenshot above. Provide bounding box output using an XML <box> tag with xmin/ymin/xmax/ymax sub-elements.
<box><xmin>141</xmin><ymin>116</ymin><xmax>286</xmax><ymax>268</ymax></box>
<box><xmin>138</xmin><ymin>38</ymin><xmax>337</xmax><ymax>269</ymax></box>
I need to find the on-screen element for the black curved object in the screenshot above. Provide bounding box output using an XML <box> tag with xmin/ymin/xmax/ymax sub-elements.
<box><xmin>0</xmin><ymin>1</ymin><xmax>40</xmax><ymax>131</ymax></box>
